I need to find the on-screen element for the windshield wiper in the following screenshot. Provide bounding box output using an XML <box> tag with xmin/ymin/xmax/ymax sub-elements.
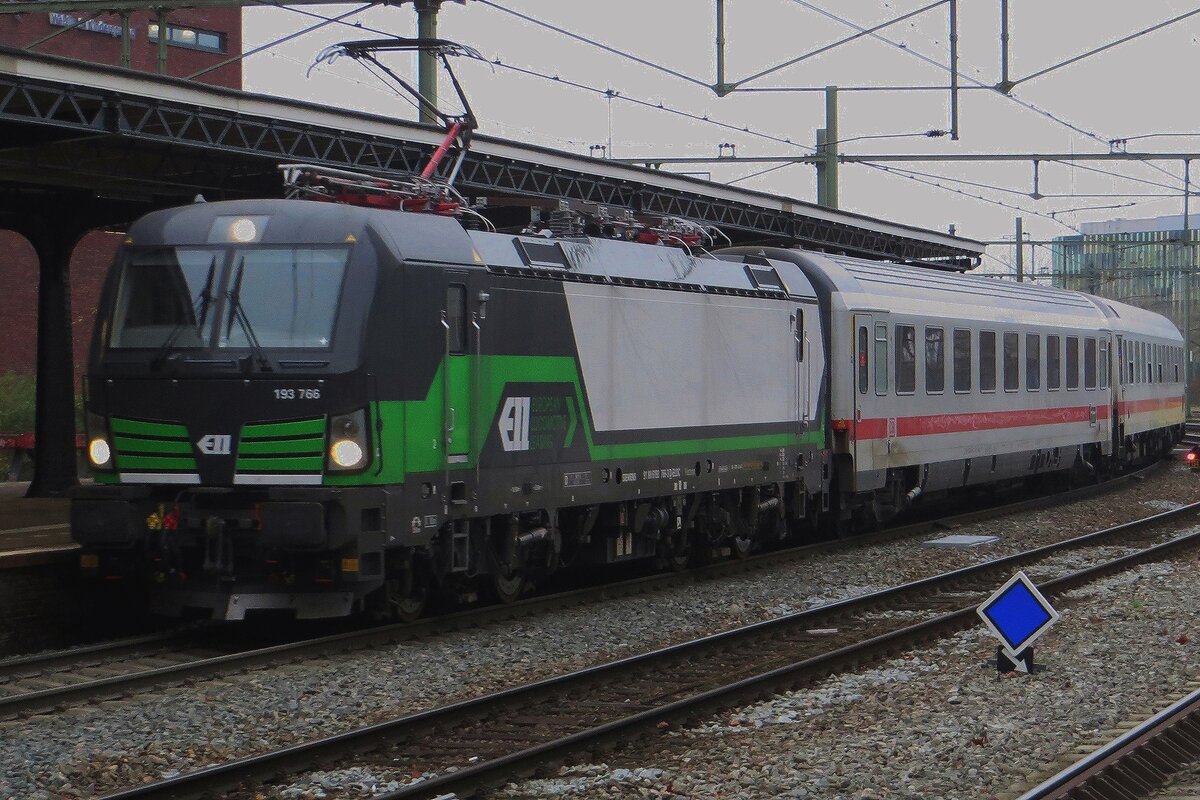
<box><xmin>150</xmin><ymin>255</ymin><xmax>217</xmax><ymax>372</ymax></box>
<box><xmin>225</xmin><ymin>257</ymin><xmax>273</xmax><ymax>373</ymax></box>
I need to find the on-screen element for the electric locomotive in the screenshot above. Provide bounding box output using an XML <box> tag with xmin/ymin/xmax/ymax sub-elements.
<box><xmin>72</xmin><ymin>194</ymin><xmax>829</xmax><ymax>619</ymax></box>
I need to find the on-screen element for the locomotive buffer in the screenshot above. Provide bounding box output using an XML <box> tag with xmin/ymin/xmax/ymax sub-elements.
<box><xmin>976</xmin><ymin>571</ymin><xmax>1060</xmax><ymax>674</ymax></box>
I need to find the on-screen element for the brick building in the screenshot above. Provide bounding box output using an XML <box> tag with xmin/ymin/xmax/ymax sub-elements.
<box><xmin>0</xmin><ymin>8</ymin><xmax>241</xmax><ymax>88</ymax></box>
<box><xmin>0</xmin><ymin>8</ymin><xmax>242</xmax><ymax>380</ymax></box>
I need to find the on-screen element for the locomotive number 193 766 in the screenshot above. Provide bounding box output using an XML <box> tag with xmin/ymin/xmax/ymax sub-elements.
<box><xmin>273</xmin><ymin>388</ymin><xmax>322</xmax><ymax>400</ymax></box>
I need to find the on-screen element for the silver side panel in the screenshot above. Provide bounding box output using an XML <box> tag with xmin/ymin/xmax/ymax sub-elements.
<box><xmin>564</xmin><ymin>284</ymin><xmax>820</xmax><ymax>432</ymax></box>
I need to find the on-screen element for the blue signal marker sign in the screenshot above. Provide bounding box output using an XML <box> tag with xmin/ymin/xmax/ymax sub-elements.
<box><xmin>977</xmin><ymin>572</ymin><xmax>1060</xmax><ymax>671</ymax></box>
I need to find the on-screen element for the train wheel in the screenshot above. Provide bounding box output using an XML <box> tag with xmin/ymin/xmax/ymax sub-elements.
<box><xmin>493</xmin><ymin>571</ymin><xmax>524</xmax><ymax>604</ymax></box>
<box><xmin>375</xmin><ymin>552</ymin><xmax>429</xmax><ymax>622</ymax></box>
<box><xmin>394</xmin><ymin>590</ymin><xmax>427</xmax><ymax>623</ymax></box>
<box><xmin>732</xmin><ymin>534</ymin><xmax>754</xmax><ymax>559</ymax></box>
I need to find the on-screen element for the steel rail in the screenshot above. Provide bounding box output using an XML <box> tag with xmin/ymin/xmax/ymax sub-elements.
<box><xmin>1018</xmin><ymin>687</ymin><xmax>1200</xmax><ymax>799</ymax></box>
<box><xmin>93</xmin><ymin>495</ymin><xmax>1200</xmax><ymax>800</ymax></box>
<box><xmin>0</xmin><ymin>464</ymin><xmax>1161</xmax><ymax>720</ymax></box>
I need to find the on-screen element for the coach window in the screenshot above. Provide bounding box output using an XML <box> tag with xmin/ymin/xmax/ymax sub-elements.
<box><xmin>874</xmin><ymin>323</ymin><xmax>889</xmax><ymax>395</ymax></box>
<box><xmin>980</xmin><ymin>330</ymin><xmax>997</xmax><ymax>392</ymax></box>
<box><xmin>953</xmin><ymin>329</ymin><xmax>971</xmax><ymax>393</ymax></box>
<box><xmin>1047</xmin><ymin>335</ymin><xmax>1061</xmax><ymax>390</ymax></box>
<box><xmin>1066</xmin><ymin>336</ymin><xmax>1080</xmax><ymax>390</ymax></box>
<box><xmin>1145</xmin><ymin>342</ymin><xmax>1152</xmax><ymax>384</ymax></box>
<box><xmin>1157</xmin><ymin>344</ymin><xmax>1164</xmax><ymax>383</ymax></box>
<box><xmin>1026</xmin><ymin>334</ymin><xmax>1041</xmax><ymax>391</ymax></box>
<box><xmin>1100</xmin><ymin>340</ymin><xmax>1110</xmax><ymax>389</ymax></box>
<box><xmin>1176</xmin><ymin>347</ymin><xmax>1181</xmax><ymax>383</ymax></box>
<box><xmin>925</xmin><ymin>327</ymin><xmax>945</xmax><ymax>393</ymax></box>
<box><xmin>896</xmin><ymin>324</ymin><xmax>916</xmax><ymax>394</ymax></box>
<box><xmin>1003</xmin><ymin>332</ymin><xmax>1019</xmax><ymax>392</ymax></box>
<box><xmin>1084</xmin><ymin>338</ymin><xmax>1097</xmax><ymax>390</ymax></box>
<box><xmin>446</xmin><ymin>284</ymin><xmax>468</xmax><ymax>353</ymax></box>
<box><xmin>858</xmin><ymin>326</ymin><xmax>869</xmax><ymax>394</ymax></box>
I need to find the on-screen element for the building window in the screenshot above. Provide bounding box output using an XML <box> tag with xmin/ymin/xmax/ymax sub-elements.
<box><xmin>148</xmin><ymin>23</ymin><xmax>226</xmax><ymax>53</ymax></box>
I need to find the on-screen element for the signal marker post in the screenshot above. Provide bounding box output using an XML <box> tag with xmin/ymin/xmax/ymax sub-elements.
<box><xmin>976</xmin><ymin>572</ymin><xmax>1060</xmax><ymax>674</ymax></box>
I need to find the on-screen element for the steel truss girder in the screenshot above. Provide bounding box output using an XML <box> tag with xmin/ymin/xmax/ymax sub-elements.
<box><xmin>0</xmin><ymin>70</ymin><xmax>974</xmax><ymax>263</ymax></box>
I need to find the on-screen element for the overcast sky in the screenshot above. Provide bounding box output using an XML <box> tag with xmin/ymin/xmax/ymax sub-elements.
<box><xmin>242</xmin><ymin>1</ymin><xmax>1200</xmax><ymax>274</ymax></box>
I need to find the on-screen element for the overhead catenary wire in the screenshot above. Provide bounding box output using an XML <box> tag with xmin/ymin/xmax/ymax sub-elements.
<box><xmin>787</xmin><ymin>0</ymin><xmax>1189</xmax><ymax>193</ymax></box>
<box><xmin>474</xmin><ymin>0</ymin><xmax>712</xmax><ymax>91</ymax></box>
<box><xmin>254</xmin><ymin>3</ymin><xmax>1085</xmax><ymax>233</ymax></box>
<box><xmin>465</xmin><ymin>0</ymin><xmax>1187</xmax><ymax>221</ymax></box>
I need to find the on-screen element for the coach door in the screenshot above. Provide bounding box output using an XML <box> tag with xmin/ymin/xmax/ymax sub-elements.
<box><xmin>1113</xmin><ymin>334</ymin><xmax>1124</xmax><ymax>455</ymax></box>
<box><xmin>854</xmin><ymin>314</ymin><xmax>889</xmax><ymax>471</ymax></box>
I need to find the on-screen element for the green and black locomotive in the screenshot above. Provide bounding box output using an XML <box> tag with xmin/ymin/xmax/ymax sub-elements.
<box><xmin>72</xmin><ymin>196</ymin><xmax>829</xmax><ymax>619</ymax></box>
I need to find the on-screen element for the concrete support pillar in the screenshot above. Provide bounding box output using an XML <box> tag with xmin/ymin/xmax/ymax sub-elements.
<box><xmin>26</xmin><ymin>224</ymin><xmax>86</xmax><ymax>497</ymax></box>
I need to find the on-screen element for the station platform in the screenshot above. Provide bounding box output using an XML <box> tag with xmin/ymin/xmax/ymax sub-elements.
<box><xmin>0</xmin><ymin>481</ymin><xmax>77</xmax><ymax>568</ymax></box>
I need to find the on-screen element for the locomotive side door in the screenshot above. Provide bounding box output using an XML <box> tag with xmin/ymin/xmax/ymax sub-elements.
<box><xmin>442</xmin><ymin>277</ymin><xmax>474</xmax><ymax>468</ymax></box>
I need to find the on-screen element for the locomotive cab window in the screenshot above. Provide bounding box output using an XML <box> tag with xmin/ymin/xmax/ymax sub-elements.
<box><xmin>220</xmin><ymin>248</ymin><xmax>348</xmax><ymax>350</ymax></box>
<box><xmin>447</xmin><ymin>284</ymin><xmax>468</xmax><ymax>354</ymax></box>
<box><xmin>1003</xmin><ymin>332</ymin><xmax>1019</xmax><ymax>392</ymax></box>
<box><xmin>925</xmin><ymin>326</ymin><xmax>945</xmax><ymax>394</ymax></box>
<box><xmin>795</xmin><ymin>309</ymin><xmax>804</xmax><ymax>361</ymax></box>
<box><xmin>979</xmin><ymin>330</ymin><xmax>997</xmax><ymax>393</ymax></box>
<box><xmin>1026</xmin><ymin>334</ymin><xmax>1041</xmax><ymax>391</ymax></box>
<box><xmin>896</xmin><ymin>324</ymin><xmax>916</xmax><ymax>395</ymax></box>
<box><xmin>1066</xmin><ymin>336</ymin><xmax>1079</xmax><ymax>390</ymax></box>
<box><xmin>110</xmin><ymin>246</ymin><xmax>351</xmax><ymax>351</ymax></box>
<box><xmin>109</xmin><ymin>248</ymin><xmax>218</xmax><ymax>349</ymax></box>
<box><xmin>953</xmin><ymin>329</ymin><xmax>971</xmax><ymax>393</ymax></box>
<box><xmin>874</xmin><ymin>323</ymin><xmax>889</xmax><ymax>395</ymax></box>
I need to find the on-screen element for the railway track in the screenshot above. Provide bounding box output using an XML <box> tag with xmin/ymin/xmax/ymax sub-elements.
<box><xmin>0</xmin><ymin>463</ymin><xmax>1163</xmax><ymax>722</ymax></box>
<box><xmin>1015</xmin><ymin>683</ymin><xmax>1200</xmax><ymax>800</ymax></box>
<box><xmin>94</xmin><ymin>490</ymin><xmax>1200</xmax><ymax>800</ymax></box>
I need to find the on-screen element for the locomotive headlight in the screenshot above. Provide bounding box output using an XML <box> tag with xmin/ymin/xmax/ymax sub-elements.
<box><xmin>326</xmin><ymin>408</ymin><xmax>369</xmax><ymax>472</ymax></box>
<box><xmin>229</xmin><ymin>218</ymin><xmax>258</xmax><ymax>243</ymax></box>
<box><xmin>330</xmin><ymin>439</ymin><xmax>364</xmax><ymax>468</ymax></box>
<box><xmin>88</xmin><ymin>438</ymin><xmax>112</xmax><ymax>468</ymax></box>
<box><xmin>85</xmin><ymin>411</ymin><xmax>113</xmax><ymax>470</ymax></box>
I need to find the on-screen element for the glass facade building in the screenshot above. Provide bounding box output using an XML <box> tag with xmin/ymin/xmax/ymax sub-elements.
<box><xmin>1052</xmin><ymin>216</ymin><xmax>1199</xmax><ymax>345</ymax></box>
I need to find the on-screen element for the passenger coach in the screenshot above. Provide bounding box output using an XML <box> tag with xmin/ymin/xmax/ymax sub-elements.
<box><xmin>730</xmin><ymin>248</ymin><xmax>1185</xmax><ymax>528</ymax></box>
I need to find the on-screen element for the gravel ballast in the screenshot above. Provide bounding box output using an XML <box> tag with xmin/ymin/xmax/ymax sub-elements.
<box><xmin>1</xmin><ymin>463</ymin><xmax>1197</xmax><ymax>799</ymax></box>
<box><xmin>491</xmin><ymin>552</ymin><xmax>1200</xmax><ymax>799</ymax></box>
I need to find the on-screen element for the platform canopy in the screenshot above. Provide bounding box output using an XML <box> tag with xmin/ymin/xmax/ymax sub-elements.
<box><xmin>0</xmin><ymin>47</ymin><xmax>982</xmax><ymax>264</ymax></box>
